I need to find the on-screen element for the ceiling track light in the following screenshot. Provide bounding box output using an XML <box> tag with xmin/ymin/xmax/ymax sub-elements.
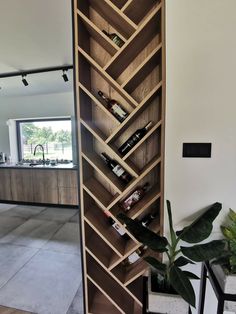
<box><xmin>62</xmin><ymin>69</ymin><xmax>69</xmax><ymax>82</ymax></box>
<box><xmin>22</xmin><ymin>74</ymin><xmax>29</xmax><ymax>86</ymax></box>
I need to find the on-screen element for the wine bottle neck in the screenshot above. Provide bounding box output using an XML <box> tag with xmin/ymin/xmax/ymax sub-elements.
<box><xmin>142</xmin><ymin>183</ymin><xmax>150</xmax><ymax>191</ymax></box>
<box><xmin>102</xmin><ymin>30</ymin><xmax>109</xmax><ymax>36</ymax></box>
<box><xmin>144</xmin><ymin>121</ymin><xmax>153</xmax><ymax>131</ymax></box>
<box><xmin>98</xmin><ymin>91</ymin><xmax>109</xmax><ymax>104</ymax></box>
<box><xmin>101</xmin><ymin>152</ymin><xmax>110</xmax><ymax>163</ymax></box>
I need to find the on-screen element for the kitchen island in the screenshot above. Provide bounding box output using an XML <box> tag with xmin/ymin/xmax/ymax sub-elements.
<box><xmin>0</xmin><ymin>163</ymin><xmax>78</xmax><ymax>206</ymax></box>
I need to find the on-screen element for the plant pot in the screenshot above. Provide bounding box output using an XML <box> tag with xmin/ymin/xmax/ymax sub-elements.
<box><xmin>211</xmin><ymin>263</ymin><xmax>236</xmax><ymax>311</ymax></box>
<box><xmin>147</xmin><ymin>274</ymin><xmax>189</xmax><ymax>314</ymax></box>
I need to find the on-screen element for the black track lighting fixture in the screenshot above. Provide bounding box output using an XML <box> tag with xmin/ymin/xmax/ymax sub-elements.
<box><xmin>22</xmin><ymin>74</ymin><xmax>29</xmax><ymax>86</ymax></box>
<box><xmin>62</xmin><ymin>69</ymin><xmax>69</xmax><ymax>82</ymax></box>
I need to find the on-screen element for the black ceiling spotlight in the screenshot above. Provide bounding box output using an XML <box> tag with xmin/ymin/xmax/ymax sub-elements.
<box><xmin>62</xmin><ymin>69</ymin><xmax>69</xmax><ymax>82</ymax></box>
<box><xmin>22</xmin><ymin>74</ymin><xmax>29</xmax><ymax>86</ymax></box>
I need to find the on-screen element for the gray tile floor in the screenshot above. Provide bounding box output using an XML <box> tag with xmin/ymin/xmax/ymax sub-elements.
<box><xmin>0</xmin><ymin>204</ymin><xmax>84</xmax><ymax>314</ymax></box>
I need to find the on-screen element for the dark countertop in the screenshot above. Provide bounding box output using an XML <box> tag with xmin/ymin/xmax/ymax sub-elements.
<box><xmin>0</xmin><ymin>163</ymin><xmax>78</xmax><ymax>170</ymax></box>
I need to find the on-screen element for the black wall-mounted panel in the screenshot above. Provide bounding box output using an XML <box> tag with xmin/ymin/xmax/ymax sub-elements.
<box><xmin>182</xmin><ymin>143</ymin><xmax>212</xmax><ymax>158</ymax></box>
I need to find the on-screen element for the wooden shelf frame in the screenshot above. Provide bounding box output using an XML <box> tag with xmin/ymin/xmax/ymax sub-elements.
<box><xmin>73</xmin><ymin>0</ymin><xmax>165</xmax><ymax>312</ymax></box>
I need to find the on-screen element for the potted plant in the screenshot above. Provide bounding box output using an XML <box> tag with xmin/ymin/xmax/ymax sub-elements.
<box><xmin>212</xmin><ymin>208</ymin><xmax>236</xmax><ymax>311</ymax></box>
<box><xmin>118</xmin><ymin>201</ymin><xmax>225</xmax><ymax>314</ymax></box>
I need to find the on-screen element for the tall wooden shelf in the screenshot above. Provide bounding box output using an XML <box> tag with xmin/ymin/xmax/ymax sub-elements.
<box><xmin>73</xmin><ymin>0</ymin><xmax>165</xmax><ymax>312</ymax></box>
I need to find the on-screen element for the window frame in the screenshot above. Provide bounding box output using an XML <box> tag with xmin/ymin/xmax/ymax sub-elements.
<box><xmin>16</xmin><ymin>117</ymin><xmax>72</xmax><ymax>161</ymax></box>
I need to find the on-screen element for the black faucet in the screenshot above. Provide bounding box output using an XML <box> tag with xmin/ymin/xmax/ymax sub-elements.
<box><xmin>33</xmin><ymin>144</ymin><xmax>45</xmax><ymax>164</ymax></box>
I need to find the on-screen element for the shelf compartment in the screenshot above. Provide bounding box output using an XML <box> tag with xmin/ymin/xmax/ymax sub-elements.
<box><xmin>87</xmin><ymin>253</ymin><xmax>139</xmax><ymax>314</ymax></box>
<box><xmin>82</xmin><ymin>151</ymin><xmax>125</xmax><ymax>193</ymax></box>
<box><xmin>84</xmin><ymin>194</ymin><xmax>137</xmax><ymax>256</ymax></box>
<box><xmin>121</xmin><ymin>45</ymin><xmax>162</xmax><ymax>104</ymax></box>
<box><xmin>104</xmin><ymin>4</ymin><xmax>162</xmax><ymax>80</ymax></box>
<box><xmin>110</xmin><ymin>0</ymin><xmax>127</xmax><ymax>9</ymax></box>
<box><xmin>105</xmin><ymin>157</ymin><xmax>161</xmax><ymax>212</ymax></box>
<box><xmin>84</xmin><ymin>189</ymin><xmax>140</xmax><ymax>246</ymax></box>
<box><xmin>111</xmin><ymin>257</ymin><xmax>147</xmax><ymax>286</ymax></box>
<box><xmin>78</xmin><ymin>48</ymin><xmax>138</xmax><ymax>108</ymax></box>
<box><xmin>122</xmin><ymin>0</ymin><xmax>159</xmax><ymax>25</ymax></box>
<box><xmin>79</xmin><ymin>86</ymin><xmax>120</xmax><ymax>140</ymax></box>
<box><xmin>88</xmin><ymin>0</ymin><xmax>137</xmax><ymax>39</ymax></box>
<box><xmin>81</xmin><ymin>122</ymin><xmax>139</xmax><ymax>179</ymax></box>
<box><xmin>111</xmin><ymin>185</ymin><xmax>161</xmax><ymax>220</ymax></box>
<box><xmin>85</xmin><ymin>221</ymin><xmax>121</xmax><ymax>268</ymax></box>
<box><xmin>126</xmin><ymin>277</ymin><xmax>144</xmax><ymax>303</ymax></box>
<box><xmin>79</xmin><ymin>83</ymin><xmax>120</xmax><ymax>126</ymax></box>
<box><xmin>82</xmin><ymin>161</ymin><xmax>119</xmax><ymax>210</ymax></box>
<box><xmin>124</xmin><ymin>131</ymin><xmax>162</xmax><ymax>176</ymax></box>
<box><xmin>86</xmin><ymin>248</ymin><xmax>143</xmax><ymax>307</ymax></box>
<box><xmin>77</xmin><ymin>13</ymin><xmax>115</xmax><ymax>68</ymax></box>
<box><xmin>77</xmin><ymin>10</ymin><xmax>119</xmax><ymax>57</ymax></box>
<box><xmin>105</xmin><ymin>82</ymin><xmax>162</xmax><ymax>144</ymax></box>
<box><xmin>87</xmin><ymin>278</ymin><xmax>122</xmax><ymax>314</ymax></box>
<box><xmin>121</xmin><ymin>120</ymin><xmax>162</xmax><ymax>161</ymax></box>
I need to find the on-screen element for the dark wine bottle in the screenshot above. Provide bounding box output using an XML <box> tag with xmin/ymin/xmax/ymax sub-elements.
<box><xmin>102</xmin><ymin>30</ymin><xmax>125</xmax><ymax>48</ymax></box>
<box><xmin>118</xmin><ymin>121</ymin><xmax>153</xmax><ymax>155</ymax></box>
<box><xmin>119</xmin><ymin>183</ymin><xmax>150</xmax><ymax>212</ymax></box>
<box><xmin>104</xmin><ymin>211</ymin><xmax>129</xmax><ymax>239</ymax></box>
<box><xmin>98</xmin><ymin>90</ymin><xmax>128</xmax><ymax>122</ymax></box>
<box><xmin>100</xmin><ymin>152</ymin><xmax>132</xmax><ymax>184</ymax></box>
<box><xmin>141</xmin><ymin>211</ymin><xmax>158</xmax><ymax>227</ymax></box>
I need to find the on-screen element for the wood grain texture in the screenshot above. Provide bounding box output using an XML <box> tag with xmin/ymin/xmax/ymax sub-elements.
<box><xmin>10</xmin><ymin>169</ymin><xmax>34</xmax><ymax>202</ymax></box>
<box><xmin>0</xmin><ymin>306</ymin><xmax>33</xmax><ymax>314</ymax></box>
<box><xmin>0</xmin><ymin>169</ymin><xmax>12</xmax><ymax>200</ymax></box>
<box><xmin>74</xmin><ymin>0</ymin><xmax>165</xmax><ymax>312</ymax></box>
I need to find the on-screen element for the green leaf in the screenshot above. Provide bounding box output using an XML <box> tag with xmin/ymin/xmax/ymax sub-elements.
<box><xmin>144</xmin><ymin>256</ymin><xmax>167</xmax><ymax>275</ymax></box>
<box><xmin>183</xmin><ymin>271</ymin><xmax>200</xmax><ymax>280</ymax></box>
<box><xmin>174</xmin><ymin>256</ymin><xmax>195</xmax><ymax>267</ymax></box>
<box><xmin>229</xmin><ymin>209</ymin><xmax>236</xmax><ymax>223</ymax></box>
<box><xmin>221</xmin><ymin>226</ymin><xmax>235</xmax><ymax>240</ymax></box>
<box><xmin>118</xmin><ymin>213</ymin><xmax>168</xmax><ymax>252</ymax></box>
<box><xmin>230</xmin><ymin>240</ymin><xmax>236</xmax><ymax>255</ymax></box>
<box><xmin>166</xmin><ymin>200</ymin><xmax>177</xmax><ymax>245</ymax></box>
<box><xmin>212</xmin><ymin>254</ymin><xmax>231</xmax><ymax>267</ymax></box>
<box><xmin>176</xmin><ymin>202</ymin><xmax>222</xmax><ymax>243</ymax></box>
<box><xmin>181</xmin><ymin>240</ymin><xmax>226</xmax><ymax>262</ymax></box>
<box><xmin>169</xmin><ymin>265</ymin><xmax>196</xmax><ymax>307</ymax></box>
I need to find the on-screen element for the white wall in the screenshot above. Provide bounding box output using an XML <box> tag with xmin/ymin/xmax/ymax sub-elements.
<box><xmin>0</xmin><ymin>91</ymin><xmax>74</xmax><ymax>155</ymax></box>
<box><xmin>165</xmin><ymin>0</ymin><xmax>236</xmax><ymax>227</ymax></box>
<box><xmin>165</xmin><ymin>1</ymin><xmax>236</xmax><ymax>312</ymax></box>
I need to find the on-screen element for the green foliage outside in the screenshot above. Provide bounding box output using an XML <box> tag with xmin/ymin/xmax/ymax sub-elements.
<box><xmin>21</xmin><ymin>123</ymin><xmax>72</xmax><ymax>160</ymax></box>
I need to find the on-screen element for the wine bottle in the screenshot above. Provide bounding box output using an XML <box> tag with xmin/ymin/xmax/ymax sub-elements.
<box><xmin>119</xmin><ymin>183</ymin><xmax>150</xmax><ymax>212</ymax></box>
<box><xmin>118</xmin><ymin>121</ymin><xmax>153</xmax><ymax>156</ymax></box>
<box><xmin>102</xmin><ymin>30</ymin><xmax>125</xmax><ymax>48</ymax></box>
<box><xmin>100</xmin><ymin>152</ymin><xmax>132</xmax><ymax>184</ymax></box>
<box><xmin>98</xmin><ymin>90</ymin><xmax>128</xmax><ymax>122</ymax></box>
<box><xmin>123</xmin><ymin>246</ymin><xmax>147</xmax><ymax>266</ymax></box>
<box><xmin>141</xmin><ymin>211</ymin><xmax>158</xmax><ymax>227</ymax></box>
<box><xmin>104</xmin><ymin>211</ymin><xmax>129</xmax><ymax>239</ymax></box>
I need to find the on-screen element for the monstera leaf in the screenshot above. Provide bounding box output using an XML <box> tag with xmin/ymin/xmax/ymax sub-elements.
<box><xmin>176</xmin><ymin>202</ymin><xmax>222</xmax><ymax>243</ymax></box>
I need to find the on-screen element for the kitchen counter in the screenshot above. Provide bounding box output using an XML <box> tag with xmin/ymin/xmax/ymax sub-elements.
<box><xmin>0</xmin><ymin>166</ymin><xmax>79</xmax><ymax>205</ymax></box>
<box><xmin>0</xmin><ymin>162</ymin><xmax>77</xmax><ymax>170</ymax></box>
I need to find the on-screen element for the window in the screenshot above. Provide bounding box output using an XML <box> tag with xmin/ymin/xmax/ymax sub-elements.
<box><xmin>16</xmin><ymin>118</ymin><xmax>72</xmax><ymax>161</ymax></box>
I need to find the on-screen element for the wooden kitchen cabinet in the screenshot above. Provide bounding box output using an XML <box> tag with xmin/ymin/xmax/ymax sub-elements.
<box><xmin>0</xmin><ymin>169</ymin><xmax>12</xmax><ymax>200</ymax></box>
<box><xmin>32</xmin><ymin>169</ymin><xmax>59</xmax><ymax>204</ymax></box>
<box><xmin>0</xmin><ymin>168</ymin><xmax>78</xmax><ymax>206</ymax></box>
<box><xmin>57</xmin><ymin>170</ymin><xmax>79</xmax><ymax>205</ymax></box>
<box><xmin>10</xmin><ymin>169</ymin><xmax>34</xmax><ymax>202</ymax></box>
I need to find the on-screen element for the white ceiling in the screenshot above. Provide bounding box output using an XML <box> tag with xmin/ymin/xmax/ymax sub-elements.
<box><xmin>0</xmin><ymin>0</ymin><xmax>73</xmax><ymax>97</ymax></box>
